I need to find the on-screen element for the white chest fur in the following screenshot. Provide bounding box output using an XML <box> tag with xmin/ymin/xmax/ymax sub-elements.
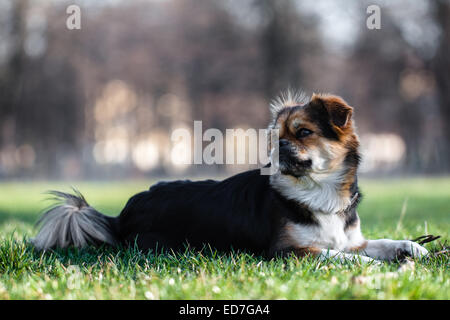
<box><xmin>286</xmin><ymin>213</ymin><xmax>365</xmax><ymax>251</ymax></box>
<box><xmin>270</xmin><ymin>171</ymin><xmax>351</xmax><ymax>214</ymax></box>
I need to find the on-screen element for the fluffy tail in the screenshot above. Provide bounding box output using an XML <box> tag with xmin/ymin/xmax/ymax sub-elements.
<box><xmin>31</xmin><ymin>189</ymin><xmax>118</xmax><ymax>251</ymax></box>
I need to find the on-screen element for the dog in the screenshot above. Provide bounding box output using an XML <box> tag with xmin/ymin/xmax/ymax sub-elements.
<box><xmin>31</xmin><ymin>91</ymin><xmax>428</xmax><ymax>263</ymax></box>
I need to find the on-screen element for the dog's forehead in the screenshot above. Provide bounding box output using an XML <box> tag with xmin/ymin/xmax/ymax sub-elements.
<box><xmin>273</xmin><ymin>104</ymin><xmax>317</xmax><ymax>138</ymax></box>
<box><xmin>288</xmin><ymin>106</ymin><xmax>310</xmax><ymax>126</ymax></box>
<box><xmin>275</xmin><ymin>104</ymin><xmax>312</xmax><ymax>128</ymax></box>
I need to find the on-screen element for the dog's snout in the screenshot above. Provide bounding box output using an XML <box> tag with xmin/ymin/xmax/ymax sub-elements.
<box><xmin>300</xmin><ymin>159</ymin><xmax>312</xmax><ymax>168</ymax></box>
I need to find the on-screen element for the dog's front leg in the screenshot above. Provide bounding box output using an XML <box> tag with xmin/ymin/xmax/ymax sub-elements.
<box><xmin>360</xmin><ymin>239</ymin><xmax>428</xmax><ymax>261</ymax></box>
<box><xmin>275</xmin><ymin>247</ymin><xmax>379</xmax><ymax>264</ymax></box>
<box><xmin>318</xmin><ymin>248</ymin><xmax>379</xmax><ymax>264</ymax></box>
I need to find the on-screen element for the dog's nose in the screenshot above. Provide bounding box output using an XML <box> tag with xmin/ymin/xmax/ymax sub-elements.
<box><xmin>299</xmin><ymin>159</ymin><xmax>312</xmax><ymax>168</ymax></box>
<box><xmin>279</xmin><ymin>139</ymin><xmax>289</xmax><ymax>147</ymax></box>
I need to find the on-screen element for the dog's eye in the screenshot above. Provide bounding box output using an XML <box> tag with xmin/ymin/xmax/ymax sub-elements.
<box><xmin>296</xmin><ymin>128</ymin><xmax>313</xmax><ymax>138</ymax></box>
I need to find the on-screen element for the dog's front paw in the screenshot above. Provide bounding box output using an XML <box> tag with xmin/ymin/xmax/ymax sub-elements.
<box><xmin>364</xmin><ymin>239</ymin><xmax>429</xmax><ymax>261</ymax></box>
<box><xmin>396</xmin><ymin>240</ymin><xmax>429</xmax><ymax>259</ymax></box>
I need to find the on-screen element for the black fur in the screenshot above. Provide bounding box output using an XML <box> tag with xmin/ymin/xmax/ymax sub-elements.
<box><xmin>343</xmin><ymin>178</ymin><xmax>362</xmax><ymax>230</ymax></box>
<box><xmin>111</xmin><ymin>168</ymin><xmax>320</xmax><ymax>257</ymax></box>
<box><xmin>304</xmin><ymin>101</ymin><xmax>340</xmax><ymax>141</ymax></box>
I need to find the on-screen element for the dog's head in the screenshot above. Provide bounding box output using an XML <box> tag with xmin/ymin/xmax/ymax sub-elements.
<box><xmin>269</xmin><ymin>91</ymin><xmax>360</xmax><ymax>179</ymax></box>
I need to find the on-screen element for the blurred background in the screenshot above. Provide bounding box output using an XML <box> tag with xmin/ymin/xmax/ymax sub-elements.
<box><xmin>0</xmin><ymin>0</ymin><xmax>449</xmax><ymax>180</ymax></box>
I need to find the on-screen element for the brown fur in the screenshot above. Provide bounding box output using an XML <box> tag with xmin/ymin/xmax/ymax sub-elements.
<box><xmin>311</xmin><ymin>93</ymin><xmax>354</xmax><ymax>132</ymax></box>
<box><xmin>348</xmin><ymin>240</ymin><xmax>368</xmax><ymax>253</ymax></box>
<box><xmin>290</xmin><ymin>247</ymin><xmax>322</xmax><ymax>257</ymax></box>
<box><xmin>275</xmin><ymin>222</ymin><xmax>323</xmax><ymax>258</ymax></box>
<box><xmin>276</xmin><ymin>245</ymin><xmax>322</xmax><ymax>258</ymax></box>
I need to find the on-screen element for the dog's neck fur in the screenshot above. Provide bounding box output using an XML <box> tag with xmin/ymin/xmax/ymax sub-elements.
<box><xmin>270</xmin><ymin>168</ymin><xmax>354</xmax><ymax>214</ymax></box>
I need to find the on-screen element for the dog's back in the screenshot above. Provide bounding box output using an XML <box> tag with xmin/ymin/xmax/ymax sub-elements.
<box><xmin>116</xmin><ymin>169</ymin><xmax>277</xmax><ymax>254</ymax></box>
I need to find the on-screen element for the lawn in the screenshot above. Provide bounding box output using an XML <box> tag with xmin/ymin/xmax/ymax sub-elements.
<box><xmin>0</xmin><ymin>177</ymin><xmax>448</xmax><ymax>300</ymax></box>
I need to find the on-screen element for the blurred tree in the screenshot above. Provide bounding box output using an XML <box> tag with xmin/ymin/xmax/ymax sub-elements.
<box><xmin>0</xmin><ymin>0</ymin><xmax>447</xmax><ymax>178</ymax></box>
<box><xmin>0</xmin><ymin>0</ymin><xmax>27</xmax><ymax>149</ymax></box>
<box><xmin>256</xmin><ymin>0</ymin><xmax>319</xmax><ymax>99</ymax></box>
<box><xmin>432</xmin><ymin>0</ymin><xmax>450</xmax><ymax>172</ymax></box>
<box><xmin>0</xmin><ymin>0</ymin><xmax>85</xmax><ymax>178</ymax></box>
<box><xmin>349</xmin><ymin>3</ymin><xmax>447</xmax><ymax>173</ymax></box>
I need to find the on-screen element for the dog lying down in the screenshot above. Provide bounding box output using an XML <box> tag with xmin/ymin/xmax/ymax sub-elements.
<box><xmin>31</xmin><ymin>92</ymin><xmax>428</xmax><ymax>263</ymax></box>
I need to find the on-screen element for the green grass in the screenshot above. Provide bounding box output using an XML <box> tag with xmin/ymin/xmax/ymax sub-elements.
<box><xmin>0</xmin><ymin>177</ymin><xmax>448</xmax><ymax>300</ymax></box>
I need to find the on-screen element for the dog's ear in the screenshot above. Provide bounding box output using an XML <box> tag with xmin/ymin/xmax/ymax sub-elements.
<box><xmin>311</xmin><ymin>93</ymin><xmax>353</xmax><ymax>128</ymax></box>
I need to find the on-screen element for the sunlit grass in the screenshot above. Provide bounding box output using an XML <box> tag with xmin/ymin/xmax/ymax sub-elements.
<box><xmin>0</xmin><ymin>177</ymin><xmax>448</xmax><ymax>299</ymax></box>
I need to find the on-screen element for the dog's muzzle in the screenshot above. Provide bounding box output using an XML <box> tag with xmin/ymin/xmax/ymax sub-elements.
<box><xmin>278</xmin><ymin>139</ymin><xmax>312</xmax><ymax>176</ymax></box>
